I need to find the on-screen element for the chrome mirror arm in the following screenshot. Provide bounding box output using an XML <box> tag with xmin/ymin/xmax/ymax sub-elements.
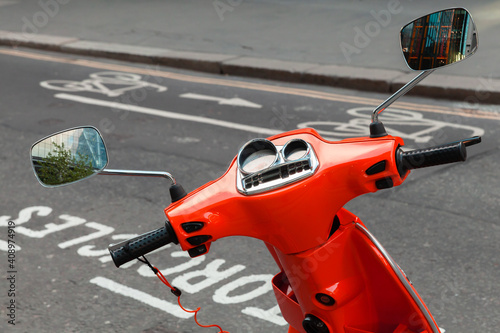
<box><xmin>371</xmin><ymin>69</ymin><xmax>435</xmax><ymax>124</ymax></box>
<box><xmin>98</xmin><ymin>169</ymin><xmax>177</xmax><ymax>185</ymax></box>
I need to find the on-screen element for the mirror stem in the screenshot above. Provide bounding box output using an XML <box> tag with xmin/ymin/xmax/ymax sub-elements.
<box><xmin>371</xmin><ymin>69</ymin><xmax>435</xmax><ymax>124</ymax></box>
<box><xmin>98</xmin><ymin>169</ymin><xmax>177</xmax><ymax>185</ymax></box>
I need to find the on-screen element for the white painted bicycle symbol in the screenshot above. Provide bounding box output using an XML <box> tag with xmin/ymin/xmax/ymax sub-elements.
<box><xmin>298</xmin><ymin>107</ymin><xmax>485</xmax><ymax>144</ymax></box>
<box><xmin>40</xmin><ymin>71</ymin><xmax>167</xmax><ymax>97</ymax></box>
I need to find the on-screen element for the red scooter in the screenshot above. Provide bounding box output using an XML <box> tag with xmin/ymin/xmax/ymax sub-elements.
<box><xmin>31</xmin><ymin>8</ymin><xmax>480</xmax><ymax>333</ymax></box>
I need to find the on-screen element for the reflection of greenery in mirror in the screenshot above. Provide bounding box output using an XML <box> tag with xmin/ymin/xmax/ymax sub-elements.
<box><xmin>36</xmin><ymin>142</ymin><xmax>94</xmax><ymax>186</ymax></box>
<box><xmin>31</xmin><ymin>127</ymin><xmax>108</xmax><ymax>187</ymax></box>
<box><xmin>401</xmin><ymin>8</ymin><xmax>477</xmax><ymax>70</ymax></box>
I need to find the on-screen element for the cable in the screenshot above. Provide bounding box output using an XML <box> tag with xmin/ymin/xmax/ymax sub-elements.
<box><xmin>139</xmin><ymin>256</ymin><xmax>229</xmax><ymax>333</ymax></box>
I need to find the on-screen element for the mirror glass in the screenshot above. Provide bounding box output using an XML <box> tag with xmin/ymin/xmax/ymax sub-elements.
<box><xmin>401</xmin><ymin>8</ymin><xmax>478</xmax><ymax>70</ymax></box>
<box><xmin>31</xmin><ymin>127</ymin><xmax>108</xmax><ymax>187</ymax></box>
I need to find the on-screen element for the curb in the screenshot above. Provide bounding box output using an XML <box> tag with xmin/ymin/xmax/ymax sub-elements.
<box><xmin>1</xmin><ymin>30</ymin><xmax>500</xmax><ymax>105</ymax></box>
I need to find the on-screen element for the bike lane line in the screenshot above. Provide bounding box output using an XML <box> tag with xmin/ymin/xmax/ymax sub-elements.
<box><xmin>90</xmin><ymin>276</ymin><xmax>192</xmax><ymax>319</ymax></box>
<box><xmin>55</xmin><ymin>93</ymin><xmax>281</xmax><ymax>136</ymax></box>
<box><xmin>1</xmin><ymin>48</ymin><xmax>499</xmax><ymax>120</ymax></box>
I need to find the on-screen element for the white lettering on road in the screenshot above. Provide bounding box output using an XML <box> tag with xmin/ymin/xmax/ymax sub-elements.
<box><xmin>172</xmin><ymin>259</ymin><xmax>245</xmax><ymax>293</ymax></box>
<box><xmin>1</xmin><ymin>205</ymin><xmax>279</xmax><ymax>326</ymax></box>
<box><xmin>0</xmin><ymin>240</ymin><xmax>20</xmax><ymax>252</ymax></box>
<box><xmin>137</xmin><ymin>251</ymin><xmax>206</xmax><ymax>277</ymax></box>
<box><xmin>58</xmin><ymin>222</ymin><xmax>114</xmax><ymax>249</ymax></box>
<box><xmin>17</xmin><ymin>214</ymin><xmax>87</xmax><ymax>238</ymax></box>
<box><xmin>0</xmin><ymin>206</ymin><xmax>52</xmax><ymax>227</ymax></box>
<box><xmin>77</xmin><ymin>234</ymin><xmax>140</xmax><ymax>261</ymax></box>
<box><xmin>242</xmin><ymin>304</ymin><xmax>287</xmax><ymax>326</ymax></box>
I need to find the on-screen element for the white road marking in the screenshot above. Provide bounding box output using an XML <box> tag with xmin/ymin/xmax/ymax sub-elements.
<box><xmin>58</xmin><ymin>222</ymin><xmax>114</xmax><ymax>249</ymax></box>
<box><xmin>89</xmin><ymin>276</ymin><xmax>191</xmax><ymax>318</ymax></box>
<box><xmin>41</xmin><ymin>71</ymin><xmax>167</xmax><ymax>97</ymax></box>
<box><xmin>55</xmin><ymin>93</ymin><xmax>280</xmax><ymax>136</ymax></box>
<box><xmin>180</xmin><ymin>92</ymin><xmax>262</xmax><ymax>108</ymax></box>
<box><xmin>299</xmin><ymin>107</ymin><xmax>485</xmax><ymax>143</ymax></box>
<box><xmin>0</xmin><ymin>239</ymin><xmax>20</xmax><ymax>252</ymax></box>
<box><xmin>242</xmin><ymin>305</ymin><xmax>287</xmax><ymax>326</ymax></box>
<box><xmin>3</xmin><ymin>48</ymin><xmax>500</xmax><ymax>120</ymax></box>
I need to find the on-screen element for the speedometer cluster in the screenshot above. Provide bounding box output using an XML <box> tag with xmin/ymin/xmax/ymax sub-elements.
<box><xmin>236</xmin><ymin>138</ymin><xmax>319</xmax><ymax>195</ymax></box>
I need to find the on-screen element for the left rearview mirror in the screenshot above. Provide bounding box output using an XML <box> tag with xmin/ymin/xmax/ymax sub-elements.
<box><xmin>401</xmin><ymin>8</ymin><xmax>478</xmax><ymax>71</ymax></box>
<box><xmin>31</xmin><ymin>126</ymin><xmax>108</xmax><ymax>187</ymax></box>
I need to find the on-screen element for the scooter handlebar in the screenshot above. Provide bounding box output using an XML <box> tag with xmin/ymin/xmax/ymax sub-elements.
<box><xmin>108</xmin><ymin>221</ymin><xmax>178</xmax><ymax>268</ymax></box>
<box><xmin>396</xmin><ymin>136</ymin><xmax>481</xmax><ymax>175</ymax></box>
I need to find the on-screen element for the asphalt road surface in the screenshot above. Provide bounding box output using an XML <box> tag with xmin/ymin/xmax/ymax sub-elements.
<box><xmin>1</xmin><ymin>0</ymin><xmax>500</xmax><ymax>78</ymax></box>
<box><xmin>0</xmin><ymin>47</ymin><xmax>499</xmax><ymax>333</ymax></box>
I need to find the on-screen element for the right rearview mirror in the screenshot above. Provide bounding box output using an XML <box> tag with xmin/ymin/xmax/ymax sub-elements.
<box><xmin>401</xmin><ymin>8</ymin><xmax>478</xmax><ymax>71</ymax></box>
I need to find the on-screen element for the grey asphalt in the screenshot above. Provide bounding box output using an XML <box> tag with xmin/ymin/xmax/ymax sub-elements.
<box><xmin>1</xmin><ymin>0</ymin><xmax>500</xmax><ymax>104</ymax></box>
<box><xmin>0</xmin><ymin>1</ymin><xmax>499</xmax><ymax>332</ymax></box>
<box><xmin>0</xmin><ymin>46</ymin><xmax>498</xmax><ymax>333</ymax></box>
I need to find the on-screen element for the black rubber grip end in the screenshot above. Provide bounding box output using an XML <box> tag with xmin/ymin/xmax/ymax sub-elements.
<box><xmin>108</xmin><ymin>221</ymin><xmax>177</xmax><ymax>268</ymax></box>
<box><xmin>397</xmin><ymin>142</ymin><xmax>466</xmax><ymax>175</ymax></box>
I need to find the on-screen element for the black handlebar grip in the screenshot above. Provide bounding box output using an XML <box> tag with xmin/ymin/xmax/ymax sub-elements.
<box><xmin>397</xmin><ymin>142</ymin><xmax>466</xmax><ymax>174</ymax></box>
<box><xmin>108</xmin><ymin>221</ymin><xmax>178</xmax><ymax>268</ymax></box>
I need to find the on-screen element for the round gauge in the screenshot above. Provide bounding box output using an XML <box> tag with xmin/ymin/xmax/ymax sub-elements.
<box><xmin>283</xmin><ymin>139</ymin><xmax>309</xmax><ymax>161</ymax></box>
<box><xmin>238</xmin><ymin>139</ymin><xmax>278</xmax><ymax>174</ymax></box>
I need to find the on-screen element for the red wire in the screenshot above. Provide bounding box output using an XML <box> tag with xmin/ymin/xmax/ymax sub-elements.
<box><xmin>154</xmin><ymin>267</ymin><xmax>230</xmax><ymax>333</ymax></box>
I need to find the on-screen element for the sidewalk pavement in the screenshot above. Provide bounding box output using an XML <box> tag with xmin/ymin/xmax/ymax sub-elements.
<box><xmin>0</xmin><ymin>0</ymin><xmax>500</xmax><ymax>105</ymax></box>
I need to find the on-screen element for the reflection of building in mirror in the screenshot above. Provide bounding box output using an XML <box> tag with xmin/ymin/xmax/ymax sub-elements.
<box><xmin>31</xmin><ymin>128</ymin><xmax>107</xmax><ymax>186</ymax></box>
<box><xmin>401</xmin><ymin>8</ymin><xmax>477</xmax><ymax>70</ymax></box>
<box><xmin>32</xmin><ymin>128</ymin><xmax>107</xmax><ymax>170</ymax></box>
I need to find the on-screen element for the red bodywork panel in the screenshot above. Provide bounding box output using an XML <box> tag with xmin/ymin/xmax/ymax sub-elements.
<box><xmin>165</xmin><ymin>128</ymin><xmax>405</xmax><ymax>254</ymax></box>
<box><xmin>164</xmin><ymin>128</ymin><xmax>439</xmax><ymax>332</ymax></box>
<box><xmin>273</xmin><ymin>208</ymin><xmax>438</xmax><ymax>333</ymax></box>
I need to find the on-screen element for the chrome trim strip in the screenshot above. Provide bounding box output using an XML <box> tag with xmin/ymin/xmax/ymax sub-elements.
<box><xmin>355</xmin><ymin>223</ymin><xmax>440</xmax><ymax>333</ymax></box>
<box><xmin>99</xmin><ymin>169</ymin><xmax>176</xmax><ymax>185</ymax></box>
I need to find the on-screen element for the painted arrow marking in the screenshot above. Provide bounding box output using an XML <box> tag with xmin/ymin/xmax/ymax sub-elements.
<box><xmin>54</xmin><ymin>93</ymin><xmax>280</xmax><ymax>136</ymax></box>
<box><xmin>180</xmin><ymin>92</ymin><xmax>262</xmax><ymax>109</ymax></box>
